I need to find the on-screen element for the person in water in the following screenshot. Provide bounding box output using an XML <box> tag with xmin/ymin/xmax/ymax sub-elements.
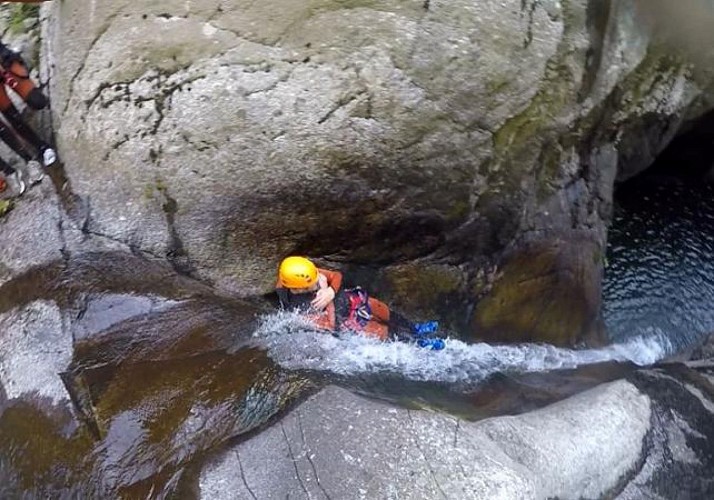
<box><xmin>276</xmin><ymin>256</ymin><xmax>444</xmax><ymax>349</ymax></box>
<box><xmin>0</xmin><ymin>40</ymin><xmax>57</xmax><ymax>198</ymax></box>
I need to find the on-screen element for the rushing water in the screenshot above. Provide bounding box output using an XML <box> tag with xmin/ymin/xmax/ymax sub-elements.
<box><xmin>603</xmin><ymin>176</ymin><xmax>714</xmax><ymax>351</ymax></box>
<box><xmin>253</xmin><ymin>311</ymin><xmax>667</xmax><ymax>389</ymax></box>
<box><xmin>256</xmin><ymin>175</ymin><xmax>714</xmax><ymax>392</ymax></box>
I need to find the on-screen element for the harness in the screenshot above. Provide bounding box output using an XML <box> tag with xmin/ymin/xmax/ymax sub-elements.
<box><xmin>340</xmin><ymin>287</ymin><xmax>372</xmax><ymax>331</ymax></box>
<box><xmin>0</xmin><ymin>70</ymin><xmax>19</xmax><ymax>90</ymax></box>
<box><xmin>0</xmin><ymin>62</ymin><xmax>27</xmax><ymax>90</ymax></box>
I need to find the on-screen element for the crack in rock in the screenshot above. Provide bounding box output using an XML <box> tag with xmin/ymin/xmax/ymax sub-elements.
<box><xmin>406</xmin><ymin>409</ymin><xmax>449</xmax><ymax>500</ymax></box>
<box><xmin>281</xmin><ymin>422</ymin><xmax>310</xmax><ymax>497</ymax></box>
<box><xmin>235</xmin><ymin>450</ymin><xmax>258</xmax><ymax>500</ymax></box>
<box><xmin>297</xmin><ymin>411</ymin><xmax>332</xmax><ymax>500</ymax></box>
<box><xmin>63</xmin><ymin>10</ymin><xmax>123</xmax><ymax>115</ymax></box>
<box><xmin>522</xmin><ymin>0</ymin><xmax>543</xmax><ymax>49</ymax></box>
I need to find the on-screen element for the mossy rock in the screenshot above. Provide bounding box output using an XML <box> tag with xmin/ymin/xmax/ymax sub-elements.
<box><xmin>470</xmin><ymin>236</ymin><xmax>606</xmax><ymax>347</ymax></box>
<box><xmin>382</xmin><ymin>263</ymin><xmax>465</xmax><ymax>326</ymax></box>
<box><xmin>0</xmin><ymin>199</ymin><xmax>15</xmax><ymax>218</ymax></box>
<box><xmin>5</xmin><ymin>3</ymin><xmax>39</xmax><ymax>35</ymax></box>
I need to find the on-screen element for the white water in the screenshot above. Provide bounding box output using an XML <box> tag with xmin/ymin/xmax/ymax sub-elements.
<box><xmin>252</xmin><ymin>312</ymin><xmax>673</xmax><ymax>386</ymax></box>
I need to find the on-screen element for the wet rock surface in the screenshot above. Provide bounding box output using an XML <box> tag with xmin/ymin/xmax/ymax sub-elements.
<box><xmin>689</xmin><ymin>333</ymin><xmax>714</xmax><ymax>364</ymax></box>
<box><xmin>470</xmin><ymin>235</ymin><xmax>606</xmax><ymax>346</ymax></box>
<box><xmin>620</xmin><ymin>363</ymin><xmax>714</xmax><ymax>499</ymax></box>
<box><xmin>1</xmin><ymin>1</ymin><xmax>714</xmax><ymax>498</ymax></box>
<box><xmin>1</xmin><ymin>181</ymin><xmax>713</xmax><ymax>498</ymax></box>
<box><xmin>44</xmin><ymin>0</ymin><xmax>714</xmax><ymax>343</ymax></box>
<box><xmin>199</xmin><ymin>381</ymin><xmax>651</xmax><ymax>499</ymax></box>
<box><xmin>0</xmin><ymin>183</ymin><xmax>67</xmax><ymax>286</ymax></box>
<box><xmin>0</xmin><ymin>183</ymin><xmax>316</xmax><ymax>496</ymax></box>
<box><xmin>200</xmin><ymin>361</ymin><xmax>714</xmax><ymax>500</ymax></box>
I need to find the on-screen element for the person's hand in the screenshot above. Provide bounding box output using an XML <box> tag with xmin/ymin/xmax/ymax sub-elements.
<box><xmin>311</xmin><ymin>285</ymin><xmax>335</xmax><ymax>311</ymax></box>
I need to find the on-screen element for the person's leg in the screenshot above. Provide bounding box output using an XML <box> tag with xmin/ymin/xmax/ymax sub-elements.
<box><xmin>1</xmin><ymin>104</ymin><xmax>49</xmax><ymax>158</ymax></box>
<box><xmin>369</xmin><ymin>297</ymin><xmax>441</xmax><ymax>341</ymax></box>
<box><xmin>1</xmin><ymin>103</ymin><xmax>55</xmax><ymax>170</ymax></box>
<box><xmin>0</xmin><ymin>155</ymin><xmax>25</xmax><ymax>196</ymax></box>
<box><xmin>0</xmin><ymin>155</ymin><xmax>15</xmax><ymax>176</ymax></box>
<box><xmin>368</xmin><ymin>297</ymin><xmax>391</xmax><ymax>323</ymax></box>
<box><xmin>0</xmin><ymin>85</ymin><xmax>36</xmax><ymax>162</ymax></box>
<box><xmin>366</xmin><ymin>297</ymin><xmax>417</xmax><ymax>340</ymax></box>
<box><xmin>0</xmin><ymin>115</ymin><xmax>34</xmax><ymax>162</ymax></box>
<box><xmin>0</xmin><ymin>92</ymin><xmax>42</xmax><ymax>188</ymax></box>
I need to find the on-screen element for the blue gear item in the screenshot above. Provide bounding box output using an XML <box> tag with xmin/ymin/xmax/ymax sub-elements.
<box><xmin>412</xmin><ymin>321</ymin><xmax>439</xmax><ymax>338</ymax></box>
<box><xmin>416</xmin><ymin>338</ymin><xmax>445</xmax><ymax>351</ymax></box>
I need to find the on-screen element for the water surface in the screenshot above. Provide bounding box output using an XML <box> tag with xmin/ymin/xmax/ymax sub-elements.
<box><xmin>604</xmin><ymin>176</ymin><xmax>714</xmax><ymax>351</ymax></box>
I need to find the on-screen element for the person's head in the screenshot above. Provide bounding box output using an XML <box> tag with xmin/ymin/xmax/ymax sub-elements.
<box><xmin>278</xmin><ymin>256</ymin><xmax>319</xmax><ymax>294</ymax></box>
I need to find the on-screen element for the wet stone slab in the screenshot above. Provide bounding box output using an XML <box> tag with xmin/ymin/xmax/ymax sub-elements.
<box><xmin>0</xmin><ymin>300</ymin><xmax>71</xmax><ymax>405</ymax></box>
<box><xmin>0</xmin><ymin>184</ymin><xmax>65</xmax><ymax>287</ymax></box>
<box><xmin>200</xmin><ymin>381</ymin><xmax>652</xmax><ymax>500</ymax></box>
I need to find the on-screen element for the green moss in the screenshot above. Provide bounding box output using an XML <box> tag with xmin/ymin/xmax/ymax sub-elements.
<box><xmin>485</xmin><ymin>77</ymin><xmax>510</xmax><ymax>97</ymax></box>
<box><xmin>0</xmin><ymin>199</ymin><xmax>14</xmax><ymax>217</ymax></box>
<box><xmin>308</xmin><ymin>0</ymin><xmax>401</xmax><ymax>17</ymax></box>
<box><xmin>471</xmin><ymin>239</ymin><xmax>603</xmax><ymax>346</ymax></box>
<box><xmin>565</xmin><ymin>44</ymin><xmax>686</xmax><ymax>165</ymax></box>
<box><xmin>488</xmin><ymin>55</ymin><xmax>576</xmax><ymax>203</ymax></box>
<box><xmin>386</xmin><ymin>263</ymin><xmax>462</xmax><ymax>319</ymax></box>
<box><xmin>155</xmin><ymin>178</ymin><xmax>168</xmax><ymax>193</ymax></box>
<box><xmin>323</xmin><ymin>0</ymin><xmax>381</xmax><ymax>9</ymax></box>
<box><xmin>484</xmin><ymin>0</ymin><xmax>587</xmax><ymax>201</ymax></box>
<box><xmin>7</xmin><ymin>3</ymin><xmax>39</xmax><ymax>35</ymax></box>
<box><xmin>493</xmin><ymin>59</ymin><xmax>573</xmax><ymax>154</ymax></box>
<box><xmin>143</xmin><ymin>184</ymin><xmax>155</xmax><ymax>200</ymax></box>
<box><xmin>592</xmin><ymin>246</ymin><xmax>602</xmax><ymax>265</ymax></box>
<box><xmin>621</xmin><ymin>48</ymin><xmax>685</xmax><ymax>110</ymax></box>
<box><xmin>446</xmin><ymin>198</ymin><xmax>470</xmax><ymax>220</ymax></box>
<box><xmin>535</xmin><ymin>139</ymin><xmax>563</xmax><ymax>201</ymax></box>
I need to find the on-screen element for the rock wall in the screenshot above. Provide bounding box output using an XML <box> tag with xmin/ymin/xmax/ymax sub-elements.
<box><xmin>45</xmin><ymin>0</ymin><xmax>714</xmax><ymax>344</ymax></box>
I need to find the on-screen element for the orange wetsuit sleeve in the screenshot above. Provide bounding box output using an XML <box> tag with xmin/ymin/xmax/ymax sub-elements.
<box><xmin>318</xmin><ymin>268</ymin><xmax>342</xmax><ymax>293</ymax></box>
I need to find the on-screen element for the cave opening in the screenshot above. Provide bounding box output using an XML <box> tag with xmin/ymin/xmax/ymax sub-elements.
<box><xmin>631</xmin><ymin>108</ymin><xmax>714</xmax><ymax>183</ymax></box>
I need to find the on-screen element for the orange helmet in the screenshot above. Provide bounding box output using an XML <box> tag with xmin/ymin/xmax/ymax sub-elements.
<box><xmin>278</xmin><ymin>256</ymin><xmax>318</xmax><ymax>289</ymax></box>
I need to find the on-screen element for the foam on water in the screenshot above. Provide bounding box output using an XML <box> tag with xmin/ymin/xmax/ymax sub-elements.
<box><xmin>252</xmin><ymin>312</ymin><xmax>673</xmax><ymax>386</ymax></box>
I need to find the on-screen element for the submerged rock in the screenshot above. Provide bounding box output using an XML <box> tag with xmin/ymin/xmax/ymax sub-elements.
<box><xmin>689</xmin><ymin>332</ymin><xmax>714</xmax><ymax>363</ymax></box>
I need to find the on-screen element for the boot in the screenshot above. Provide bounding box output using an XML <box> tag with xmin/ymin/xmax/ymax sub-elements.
<box><xmin>26</xmin><ymin>160</ymin><xmax>44</xmax><ymax>185</ymax></box>
<box><xmin>6</xmin><ymin>171</ymin><xmax>26</xmax><ymax>197</ymax></box>
<box><xmin>416</xmin><ymin>338</ymin><xmax>446</xmax><ymax>351</ymax></box>
<box><xmin>412</xmin><ymin>321</ymin><xmax>439</xmax><ymax>337</ymax></box>
<box><xmin>42</xmin><ymin>147</ymin><xmax>57</xmax><ymax>167</ymax></box>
